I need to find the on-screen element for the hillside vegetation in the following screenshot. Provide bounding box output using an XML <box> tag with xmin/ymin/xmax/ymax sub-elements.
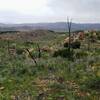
<box><xmin>0</xmin><ymin>30</ymin><xmax>100</xmax><ymax>100</ymax></box>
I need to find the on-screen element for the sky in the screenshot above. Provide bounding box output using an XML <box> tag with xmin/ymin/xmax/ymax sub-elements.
<box><xmin>0</xmin><ymin>0</ymin><xmax>100</xmax><ymax>23</ymax></box>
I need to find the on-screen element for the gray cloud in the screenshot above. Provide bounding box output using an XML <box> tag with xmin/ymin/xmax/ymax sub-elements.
<box><xmin>0</xmin><ymin>0</ymin><xmax>100</xmax><ymax>23</ymax></box>
<box><xmin>48</xmin><ymin>0</ymin><xmax>100</xmax><ymax>22</ymax></box>
<box><xmin>49</xmin><ymin>0</ymin><xmax>100</xmax><ymax>14</ymax></box>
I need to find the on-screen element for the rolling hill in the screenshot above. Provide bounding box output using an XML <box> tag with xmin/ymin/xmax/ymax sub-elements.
<box><xmin>0</xmin><ymin>22</ymin><xmax>100</xmax><ymax>32</ymax></box>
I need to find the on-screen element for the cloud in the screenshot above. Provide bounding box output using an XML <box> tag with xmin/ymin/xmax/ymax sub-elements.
<box><xmin>48</xmin><ymin>0</ymin><xmax>100</xmax><ymax>22</ymax></box>
<box><xmin>0</xmin><ymin>0</ymin><xmax>100</xmax><ymax>23</ymax></box>
<box><xmin>0</xmin><ymin>0</ymin><xmax>50</xmax><ymax>15</ymax></box>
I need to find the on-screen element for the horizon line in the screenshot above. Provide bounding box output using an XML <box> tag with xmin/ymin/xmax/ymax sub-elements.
<box><xmin>1</xmin><ymin>21</ymin><xmax>100</xmax><ymax>24</ymax></box>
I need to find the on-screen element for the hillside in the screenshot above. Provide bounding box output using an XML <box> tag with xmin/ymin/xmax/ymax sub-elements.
<box><xmin>0</xmin><ymin>30</ymin><xmax>100</xmax><ymax>99</ymax></box>
<box><xmin>0</xmin><ymin>30</ymin><xmax>57</xmax><ymax>41</ymax></box>
<box><xmin>0</xmin><ymin>22</ymin><xmax>100</xmax><ymax>32</ymax></box>
<box><xmin>0</xmin><ymin>0</ymin><xmax>100</xmax><ymax>99</ymax></box>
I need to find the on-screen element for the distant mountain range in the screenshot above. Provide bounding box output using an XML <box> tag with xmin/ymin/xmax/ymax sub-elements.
<box><xmin>0</xmin><ymin>22</ymin><xmax>100</xmax><ymax>32</ymax></box>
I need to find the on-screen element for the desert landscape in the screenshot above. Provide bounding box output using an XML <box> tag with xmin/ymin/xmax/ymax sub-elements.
<box><xmin>0</xmin><ymin>27</ymin><xmax>100</xmax><ymax>99</ymax></box>
<box><xmin>0</xmin><ymin>0</ymin><xmax>100</xmax><ymax>99</ymax></box>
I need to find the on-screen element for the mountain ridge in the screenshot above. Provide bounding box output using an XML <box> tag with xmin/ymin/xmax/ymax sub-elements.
<box><xmin>0</xmin><ymin>22</ymin><xmax>100</xmax><ymax>32</ymax></box>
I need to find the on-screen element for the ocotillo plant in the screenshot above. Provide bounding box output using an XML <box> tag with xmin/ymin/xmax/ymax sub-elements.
<box><xmin>67</xmin><ymin>17</ymin><xmax>72</xmax><ymax>54</ymax></box>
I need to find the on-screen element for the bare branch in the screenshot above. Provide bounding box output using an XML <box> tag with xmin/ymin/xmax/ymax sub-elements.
<box><xmin>25</xmin><ymin>48</ymin><xmax>37</xmax><ymax>66</ymax></box>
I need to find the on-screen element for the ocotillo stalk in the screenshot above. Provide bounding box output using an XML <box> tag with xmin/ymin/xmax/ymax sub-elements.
<box><xmin>67</xmin><ymin>18</ymin><xmax>72</xmax><ymax>53</ymax></box>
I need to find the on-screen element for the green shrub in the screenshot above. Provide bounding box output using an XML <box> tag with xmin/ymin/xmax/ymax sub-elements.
<box><xmin>64</xmin><ymin>41</ymin><xmax>81</xmax><ymax>49</ymax></box>
<box><xmin>30</xmin><ymin>50</ymin><xmax>39</xmax><ymax>58</ymax></box>
<box><xmin>24</xmin><ymin>41</ymin><xmax>34</xmax><ymax>46</ymax></box>
<box><xmin>53</xmin><ymin>49</ymin><xmax>74</xmax><ymax>60</ymax></box>
<box><xmin>84</xmin><ymin>77</ymin><xmax>100</xmax><ymax>91</ymax></box>
<box><xmin>97</xmin><ymin>35</ymin><xmax>100</xmax><ymax>40</ymax></box>
<box><xmin>71</xmin><ymin>41</ymin><xmax>81</xmax><ymax>49</ymax></box>
<box><xmin>16</xmin><ymin>48</ymin><xmax>24</xmax><ymax>55</ymax></box>
<box><xmin>75</xmin><ymin>51</ymin><xmax>88</xmax><ymax>59</ymax></box>
<box><xmin>49</xmin><ymin>83</ymin><xmax>65</xmax><ymax>90</ymax></box>
<box><xmin>64</xmin><ymin>42</ymin><xmax>69</xmax><ymax>48</ymax></box>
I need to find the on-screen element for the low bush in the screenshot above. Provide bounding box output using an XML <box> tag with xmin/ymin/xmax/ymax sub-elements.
<box><xmin>53</xmin><ymin>49</ymin><xmax>74</xmax><ymax>60</ymax></box>
<box><xmin>97</xmin><ymin>35</ymin><xmax>100</xmax><ymax>40</ymax></box>
<box><xmin>71</xmin><ymin>41</ymin><xmax>81</xmax><ymax>49</ymax></box>
<box><xmin>64</xmin><ymin>41</ymin><xmax>81</xmax><ymax>49</ymax></box>
<box><xmin>84</xmin><ymin>77</ymin><xmax>100</xmax><ymax>91</ymax></box>
<box><xmin>75</xmin><ymin>51</ymin><xmax>88</xmax><ymax>59</ymax></box>
<box><xmin>16</xmin><ymin>48</ymin><xmax>24</xmax><ymax>55</ymax></box>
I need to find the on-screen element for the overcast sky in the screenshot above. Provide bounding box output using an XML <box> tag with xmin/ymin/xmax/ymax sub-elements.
<box><xmin>0</xmin><ymin>0</ymin><xmax>100</xmax><ymax>23</ymax></box>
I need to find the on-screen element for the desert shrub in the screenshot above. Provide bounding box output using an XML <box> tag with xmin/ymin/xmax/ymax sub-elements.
<box><xmin>94</xmin><ymin>49</ymin><xmax>100</xmax><ymax>55</ymax></box>
<box><xmin>64</xmin><ymin>41</ymin><xmax>81</xmax><ymax>49</ymax></box>
<box><xmin>64</xmin><ymin>42</ymin><xmax>69</xmax><ymax>48</ymax></box>
<box><xmin>49</xmin><ymin>83</ymin><xmax>65</xmax><ymax>90</ymax></box>
<box><xmin>85</xmin><ymin>33</ymin><xmax>89</xmax><ymax>37</ymax></box>
<box><xmin>95</xmin><ymin>32</ymin><xmax>100</xmax><ymax>40</ymax></box>
<box><xmin>84</xmin><ymin>77</ymin><xmax>100</xmax><ymax>91</ymax></box>
<box><xmin>24</xmin><ymin>41</ymin><xmax>34</xmax><ymax>46</ymax></box>
<box><xmin>89</xmin><ymin>36</ymin><xmax>97</xmax><ymax>42</ymax></box>
<box><xmin>30</xmin><ymin>50</ymin><xmax>39</xmax><ymax>58</ymax></box>
<box><xmin>75</xmin><ymin>51</ymin><xmax>88</xmax><ymax>59</ymax></box>
<box><xmin>53</xmin><ymin>49</ymin><xmax>74</xmax><ymax>60</ymax></box>
<box><xmin>71</xmin><ymin>41</ymin><xmax>81</xmax><ymax>49</ymax></box>
<box><xmin>11</xmin><ymin>66</ymin><xmax>34</xmax><ymax>76</ymax></box>
<box><xmin>97</xmin><ymin>35</ymin><xmax>100</xmax><ymax>40</ymax></box>
<box><xmin>16</xmin><ymin>48</ymin><xmax>24</xmax><ymax>55</ymax></box>
<box><xmin>10</xmin><ymin>66</ymin><xmax>28</xmax><ymax>76</ymax></box>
